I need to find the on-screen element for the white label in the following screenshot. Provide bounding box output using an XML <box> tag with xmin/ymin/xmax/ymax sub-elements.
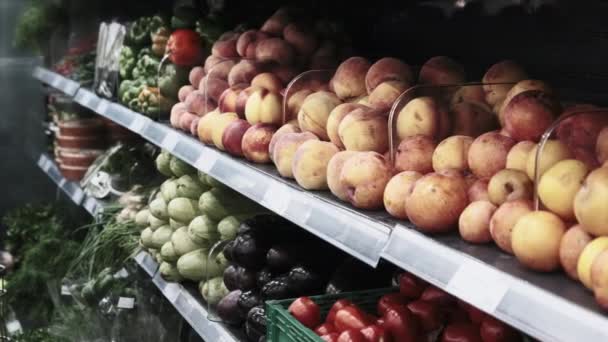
<box><xmin>195</xmin><ymin>150</ymin><xmax>218</xmax><ymax>173</ymax></box>
<box><xmin>96</xmin><ymin>100</ymin><xmax>109</xmax><ymax>115</ymax></box>
<box><xmin>162</xmin><ymin>131</ymin><xmax>180</xmax><ymax>151</ymax></box>
<box><xmin>72</xmin><ymin>188</ymin><xmax>84</xmax><ymax>204</ymax></box>
<box><xmin>263</xmin><ymin>182</ymin><xmax>291</xmax><ymax>215</ymax></box>
<box><xmin>61</xmin><ymin>285</ymin><xmax>71</xmax><ymax>296</ymax></box>
<box><xmin>84</xmin><ymin>198</ymin><xmax>97</xmax><ymax>214</ymax></box>
<box><xmin>128</xmin><ymin>115</ymin><xmax>147</xmax><ymax>133</ymax></box>
<box><xmin>6</xmin><ymin>320</ymin><xmax>22</xmax><ymax>334</ymax></box>
<box><xmin>446</xmin><ymin>258</ymin><xmax>509</xmax><ymax>313</ymax></box>
<box><xmin>117</xmin><ymin>297</ymin><xmax>135</xmax><ymax>309</ymax></box>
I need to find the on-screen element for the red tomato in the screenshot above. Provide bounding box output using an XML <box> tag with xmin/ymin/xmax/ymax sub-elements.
<box><xmin>166</xmin><ymin>29</ymin><xmax>204</xmax><ymax>66</ymax></box>
<box><xmin>398</xmin><ymin>272</ymin><xmax>427</xmax><ymax>299</ymax></box>
<box><xmin>407</xmin><ymin>299</ymin><xmax>445</xmax><ymax>332</ymax></box>
<box><xmin>377</xmin><ymin>293</ymin><xmax>409</xmax><ymax>316</ymax></box>
<box><xmin>315</xmin><ymin>323</ymin><xmax>337</xmax><ymax>336</ymax></box>
<box><xmin>458</xmin><ymin>300</ymin><xmax>486</xmax><ymax>325</ymax></box>
<box><xmin>360</xmin><ymin>325</ymin><xmax>391</xmax><ymax>342</ymax></box>
<box><xmin>288</xmin><ymin>297</ymin><xmax>321</xmax><ymax>329</ymax></box>
<box><xmin>321</xmin><ymin>333</ymin><xmax>340</xmax><ymax>342</ymax></box>
<box><xmin>326</xmin><ymin>299</ymin><xmax>354</xmax><ymax>324</ymax></box>
<box><xmin>480</xmin><ymin>316</ymin><xmax>522</xmax><ymax>342</ymax></box>
<box><xmin>441</xmin><ymin>323</ymin><xmax>483</xmax><ymax>342</ymax></box>
<box><xmin>334</xmin><ymin>306</ymin><xmax>372</xmax><ymax>332</ymax></box>
<box><xmin>337</xmin><ymin>329</ymin><xmax>367</xmax><ymax>342</ymax></box>
<box><xmin>383</xmin><ymin>307</ymin><xmax>420</xmax><ymax>342</ymax></box>
<box><xmin>420</xmin><ymin>286</ymin><xmax>456</xmax><ymax>307</ymax></box>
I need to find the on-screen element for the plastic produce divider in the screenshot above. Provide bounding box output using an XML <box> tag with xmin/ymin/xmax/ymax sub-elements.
<box><xmin>281</xmin><ymin>69</ymin><xmax>334</xmax><ymax>124</ymax></box>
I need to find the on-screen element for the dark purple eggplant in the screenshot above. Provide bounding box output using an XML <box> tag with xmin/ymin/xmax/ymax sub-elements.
<box><xmin>245</xmin><ymin>305</ymin><xmax>266</xmax><ymax>342</ymax></box>
<box><xmin>217</xmin><ymin>290</ymin><xmax>243</xmax><ymax>325</ymax></box>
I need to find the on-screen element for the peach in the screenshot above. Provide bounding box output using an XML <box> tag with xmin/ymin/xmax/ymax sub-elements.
<box><xmin>512</xmin><ymin>210</ymin><xmax>566</xmax><ymax>272</ymax></box>
<box><xmin>327</xmin><ymin>151</ymin><xmax>359</xmax><ymax>201</ymax></box>
<box><xmin>538</xmin><ymin>159</ymin><xmax>589</xmax><ymax>220</ymax></box>
<box><xmin>292</xmin><ymin>141</ymin><xmax>339</xmax><ymax>189</ymax></box>
<box><xmin>338</xmin><ymin>107</ymin><xmax>389</xmax><ymax>153</ymax></box>
<box><xmin>396</xmin><ymin>96</ymin><xmax>450</xmax><ymax>141</ymax></box>
<box><xmin>218</xmin><ymin>84</ymin><xmax>247</xmax><ymax>113</ymax></box>
<box><xmin>255</xmin><ymin>38</ymin><xmax>295</xmax><ymax>66</ymax></box>
<box><xmin>432</xmin><ymin>135</ymin><xmax>473</xmax><ymax>172</ymax></box>
<box><xmin>286</xmin><ymin>89</ymin><xmax>314</xmax><ymax>122</ymax></box>
<box><xmin>205</xmin><ymin>59</ymin><xmax>236</xmax><ymax>81</ymax></box>
<box><xmin>203</xmin><ymin>55</ymin><xmax>224</xmax><ymax>74</ymax></box>
<box><xmin>178</xmin><ymin>85</ymin><xmax>195</xmax><ymax>102</ymax></box>
<box><xmin>211</xmin><ymin>113</ymin><xmax>239</xmax><ymax>150</ymax></box>
<box><xmin>236</xmin><ymin>30</ymin><xmax>269</xmax><ymax>58</ymax></box>
<box><xmin>384</xmin><ymin>171</ymin><xmax>423</xmax><ymax>219</ymax></box>
<box><xmin>189</xmin><ymin>66</ymin><xmax>205</xmax><ymax>89</ymax></box>
<box><xmin>272</xmin><ymin>132</ymin><xmax>319</xmax><ymax>178</ymax></box>
<box><xmin>297</xmin><ymin>91</ymin><xmax>342</xmax><ymax>140</ymax></box>
<box><xmin>395</xmin><ymin>135</ymin><xmax>436</xmax><ymax>173</ymax></box>
<box><xmin>574</xmin><ymin>167</ymin><xmax>608</xmax><ymax>237</ymax></box>
<box><xmin>468</xmin><ymin>179</ymin><xmax>489</xmax><ymax>202</ymax></box>
<box><xmin>578</xmin><ymin>237</ymin><xmax>608</xmax><ymax>289</ymax></box>
<box><xmin>260</xmin><ymin>8</ymin><xmax>290</xmax><ymax>36</ymax></box>
<box><xmin>170</xmin><ymin>102</ymin><xmax>187</xmax><ymax>128</ymax></box>
<box><xmin>245</xmin><ymin>88</ymin><xmax>283</xmax><ymax>125</ymax></box>
<box><xmin>502</xmin><ymin>90</ymin><xmax>560</xmax><ymax>142</ymax></box>
<box><xmin>268</xmin><ymin>121</ymin><xmax>301</xmax><ymax>162</ymax></box>
<box><xmin>482</xmin><ymin>60</ymin><xmax>528</xmax><ymax>106</ymax></box>
<box><xmin>211</xmin><ymin>31</ymin><xmax>239</xmax><ymax>58</ymax></box>
<box><xmin>185</xmin><ymin>91</ymin><xmax>217</xmax><ymax>116</ymax></box>
<box><xmin>228</xmin><ymin>60</ymin><xmax>263</xmax><ymax>87</ymax></box>
<box><xmin>251</xmin><ymin>72</ymin><xmax>283</xmax><ymax>92</ymax></box>
<box><xmin>198</xmin><ymin>76</ymin><xmax>229</xmax><ymax>103</ymax></box>
<box><xmin>241</xmin><ymin>123</ymin><xmax>277</xmax><ymax>163</ymax></box>
<box><xmin>560</xmin><ymin>225</ymin><xmax>593</xmax><ymax>280</ymax></box>
<box><xmin>525</xmin><ymin>140</ymin><xmax>572</xmax><ymax>180</ymax></box>
<box><xmin>330</xmin><ymin>57</ymin><xmax>371</xmax><ymax>100</ymax></box>
<box><xmin>450</xmin><ymin>85</ymin><xmax>486</xmax><ymax>106</ymax></box>
<box><xmin>365</xmin><ymin>57</ymin><xmax>413</xmax><ymax>93</ymax></box>
<box><xmin>597</xmin><ymin>127</ymin><xmax>608</xmax><ymax>164</ymax></box>
<box><xmin>468</xmin><ymin>132</ymin><xmax>516</xmax><ymax>180</ymax></box>
<box><xmin>418</xmin><ymin>56</ymin><xmax>466</xmax><ymax>85</ymax></box>
<box><xmin>235</xmin><ymin>86</ymin><xmax>257</xmax><ymax>118</ymax></box>
<box><xmin>406</xmin><ymin>172</ymin><xmax>468</xmax><ymax>233</ymax></box>
<box><xmin>222</xmin><ymin>119</ymin><xmax>251</xmax><ymax>156</ymax></box>
<box><xmin>339</xmin><ymin>152</ymin><xmax>393</xmax><ymax>209</ymax></box>
<box><xmin>459</xmin><ymin>201</ymin><xmax>497</xmax><ymax>244</ymax></box>
<box><xmin>367</xmin><ymin>81</ymin><xmax>408</xmax><ymax>109</ymax></box>
<box><xmin>269</xmin><ymin>64</ymin><xmax>300</xmax><ymax>85</ymax></box>
<box><xmin>498</xmin><ymin>79</ymin><xmax>553</xmax><ymax>114</ymax></box>
<box><xmin>197</xmin><ymin>110</ymin><xmax>221</xmax><ymax>144</ymax></box>
<box><xmin>487</xmin><ymin>169</ymin><xmax>532</xmax><ymax>205</ymax></box>
<box><xmin>327</xmin><ymin>103</ymin><xmax>367</xmax><ymax>149</ymax></box>
<box><xmin>450</xmin><ymin>102</ymin><xmax>497</xmax><ymax>137</ymax></box>
<box><xmin>190</xmin><ymin>117</ymin><xmax>200</xmax><ymax>137</ymax></box>
<box><xmin>178</xmin><ymin>112</ymin><xmax>198</xmax><ymax>132</ymax></box>
<box><xmin>283</xmin><ymin>23</ymin><xmax>318</xmax><ymax>56</ymax></box>
<box><xmin>489</xmin><ymin>199</ymin><xmax>533</xmax><ymax>254</ymax></box>
<box><xmin>506</xmin><ymin>141</ymin><xmax>535</xmax><ymax>172</ymax></box>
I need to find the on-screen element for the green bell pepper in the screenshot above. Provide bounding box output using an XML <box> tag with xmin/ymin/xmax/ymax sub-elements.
<box><xmin>132</xmin><ymin>55</ymin><xmax>160</xmax><ymax>86</ymax></box>
<box><xmin>138</xmin><ymin>86</ymin><xmax>161</xmax><ymax>117</ymax></box>
<box><xmin>119</xmin><ymin>79</ymin><xmax>146</xmax><ymax>106</ymax></box>
<box><xmin>119</xmin><ymin>46</ymin><xmax>136</xmax><ymax>79</ymax></box>
<box><xmin>126</xmin><ymin>15</ymin><xmax>168</xmax><ymax>47</ymax></box>
<box><xmin>158</xmin><ymin>63</ymin><xmax>190</xmax><ymax>100</ymax></box>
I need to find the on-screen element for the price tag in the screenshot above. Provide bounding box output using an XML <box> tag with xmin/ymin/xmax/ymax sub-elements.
<box><xmin>446</xmin><ymin>258</ymin><xmax>509</xmax><ymax>313</ymax></box>
<box><xmin>195</xmin><ymin>150</ymin><xmax>218</xmax><ymax>173</ymax></box>
<box><xmin>117</xmin><ymin>297</ymin><xmax>135</xmax><ymax>309</ymax></box>
<box><xmin>262</xmin><ymin>182</ymin><xmax>291</xmax><ymax>215</ymax></box>
<box><xmin>61</xmin><ymin>285</ymin><xmax>71</xmax><ymax>296</ymax></box>
<box><xmin>96</xmin><ymin>100</ymin><xmax>109</xmax><ymax>115</ymax></box>
<box><xmin>128</xmin><ymin>115</ymin><xmax>147</xmax><ymax>133</ymax></box>
<box><xmin>83</xmin><ymin>197</ymin><xmax>97</xmax><ymax>214</ymax></box>
<box><xmin>71</xmin><ymin>188</ymin><xmax>85</xmax><ymax>204</ymax></box>
<box><xmin>162</xmin><ymin>131</ymin><xmax>180</xmax><ymax>151</ymax></box>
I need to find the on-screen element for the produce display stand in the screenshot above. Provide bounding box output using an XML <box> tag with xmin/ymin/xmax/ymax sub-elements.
<box><xmin>33</xmin><ymin>67</ymin><xmax>608</xmax><ymax>342</ymax></box>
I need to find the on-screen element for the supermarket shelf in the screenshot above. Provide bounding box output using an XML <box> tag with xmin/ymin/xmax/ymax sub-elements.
<box><xmin>37</xmin><ymin>153</ymin><xmax>103</xmax><ymax>216</ymax></box>
<box><xmin>35</xmin><ymin>68</ymin><xmax>608</xmax><ymax>342</ymax></box>
<box><xmin>33</xmin><ymin>67</ymin><xmax>80</xmax><ymax>96</ymax></box>
<box><xmin>134</xmin><ymin>251</ymin><xmax>239</xmax><ymax>342</ymax></box>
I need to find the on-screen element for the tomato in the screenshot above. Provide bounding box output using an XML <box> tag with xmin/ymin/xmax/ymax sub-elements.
<box><xmin>383</xmin><ymin>307</ymin><xmax>420</xmax><ymax>342</ymax></box>
<box><xmin>398</xmin><ymin>272</ymin><xmax>427</xmax><ymax>299</ymax></box>
<box><xmin>420</xmin><ymin>286</ymin><xmax>456</xmax><ymax>307</ymax></box>
<box><xmin>288</xmin><ymin>297</ymin><xmax>321</xmax><ymax>329</ymax></box>
<box><xmin>360</xmin><ymin>325</ymin><xmax>391</xmax><ymax>342</ymax></box>
<box><xmin>315</xmin><ymin>323</ymin><xmax>337</xmax><ymax>336</ymax></box>
<box><xmin>441</xmin><ymin>323</ymin><xmax>483</xmax><ymax>342</ymax></box>
<box><xmin>337</xmin><ymin>329</ymin><xmax>367</xmax><ymax>342</ymax></box>
<box><xmin>458</xmin><ymin>300</ymin><xmax>486</xmax><ymax>325</ymax></box>
<box><xmin>321</xmin><ymin>333</ymin><xmax>340</xmax><ymax>342</ymax></box>
<box><xmin>326</xmin><ymin>299</ymin><xmax>354</xmax><ymax>324</ymax></box>
<box><xmin>166</xmin><ymin>29</ymin><xmax>204</xmax><ymax>66</ymax></box>
<box><xmin>407</xmin><ymin>299</ymin><xmax>445</xmax><ymax>332</ymax></box>
<box><xmin>480</xmin><ymin>316</ymin><xmax>522</xmax><ymax>342</ymax></box>
<box><xmin>377</xmin><ymin>293</ymin><xmax>409</xmax><ymax>316</ymax></box>
<box><xmin>334</xmin><ymin>306</ymin><xmax>372</xmax><ymax>332</ymax></box>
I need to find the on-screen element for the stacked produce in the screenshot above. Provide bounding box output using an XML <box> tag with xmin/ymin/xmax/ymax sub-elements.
<box><xmin>287</xmin><ymin>271</ymin><xmax>524</xmax><ymax>342</ymax></box>
<box><xmin>53</xmin><ymin>36</ymin><xmax>97</xmax><ymax>86</ymax></box>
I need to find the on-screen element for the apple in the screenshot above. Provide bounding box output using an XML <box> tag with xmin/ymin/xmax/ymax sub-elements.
<box><xmin>512</xmin><ymin>210</ymin><xmax>566</xmax><ymax>272</ymax></box>
<box><xmin>525</xmin><ymin>139</ymin><xmax>572</xmax><ymax>180</ymax></box>
<box><xmin>241</xmin><ymin>123</ymin><xmax>277</xmax><ymax>163</ymax></box>
<box><xmin>339</xmin><ymin>152</ymin><xmax>393</xmax><ymax>209</ymax></box>
<box><xmin>557</xmin><ymin>104</ymin><xmax>607</xmax><ymax>151</ymax></box>
<box><xmin>459</xmin><ymin>201</ymin><xmax>497</xmax><ymax>244</ymax></box>
<box><xmin>501</xmin><ymin>90</ymin><xmax>561</xmax><ymax>142</ymax></box>
<box><xmin>432</xmin><ymin>135</ymin><xmax>474</xmax><ymax>172</ymax></box>
<box><xmin>574</xmin><ymin>167</ymin><xmax>608</xmax><ymax>237</ymax></box>
<box><xmin>482</xmin><ymin>60</ymin><xmax>527</xmax><ymax>106</ymax></box>
<box><xmin>489</xmin><ymin>199</ymin><xmax>533</xmax><ymax>255</ymax></box>
<box><xmin>327</xmin><ymin>151</ymin><xmax>359</xmax><ymax>202</ymax></box>
<box><xmin>222</xmin><ymin>119</ymin><xmax>251</xmax><ymax>157</ymax></box>
<box><xmin>468</xmin><ymin>132</ymin><xmax>516</xmax><ymax>180</ymax></box>
<box><xmin>505</xmin><ymin>141</ymin><xmax>535</xmax><ymax>172</ymax></box>
<box><xmin>395</xmin><ymin>135</ymin><xmax>436</xmax><ymax>173</ymax></box>
<box><xmin>538</xmin><ymin>159</ymin><xmax>589</xmax><ymax>220</ymax></box>
<box><xmin>383</xmin><ymin>171</ymin><xmax>423</xmax><ymax>219</ymax></box>
<box><xmin>487</xmin><ymin>169</ymin><xmax>532</xmax><ymax>205</ymax></box>
<box><xmin>560</xmin><ymin>225</ymin><xmax>593</xmax><ymax>280</ymax></box>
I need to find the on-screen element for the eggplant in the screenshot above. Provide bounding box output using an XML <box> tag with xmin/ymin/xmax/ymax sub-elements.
<box><xmin>232</xmin><ymin>232</ymin><xmax>270</xmax><ymax>270</ymax></box>
<box><xmin>257</xmin><ymin>268</ymin><xmax>273</xmax><ymax>289</ymax></box>
<box><xmin>261</xmin><ymin>276</ymin><xmax>291</xmax><ymax>300</ymax></box>
<box><xmin>217</xmin><ymin>290</ymin><xmax>243</xmax><ymax>325</ymax></box>
<box><xmin>245</xmin><ymin>305</ymin><xmax>266</xmax><ymax>342</ymax></box>
<box><xmin>287</xmin><ymin>265</ymin><xmax>325</xmax><ymax>296</ymax></box>
<box><xmin>223</xmin><ymin>239</ymin><xmax>236</xmax><ymax>262</ymax></box>
<box><xmin>236</xmin><ymin>266</ymin><xmax>257</xmax><ymax>291</ymax></box>
<box><xmin>223</xmin><ymin>265</ymin><xmax>239</xmax><ymax>291</ymax></box>
<box><xmin>237</xmin><ymin>290</ymin><xmax>262</xmax><ymax>320</ymax></box>
<box><xmin>266</xmin><ymin>245</ymin><xmax>299</xmax><ymax>273</ymax></box>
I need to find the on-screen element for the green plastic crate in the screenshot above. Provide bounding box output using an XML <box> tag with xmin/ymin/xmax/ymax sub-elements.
<box><xmin>266</xmin><ymin>288</ymin><xmax>397</xmax><ymax>342</ymax></box>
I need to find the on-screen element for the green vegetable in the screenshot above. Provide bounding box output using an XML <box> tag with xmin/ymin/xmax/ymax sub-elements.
<box><xmin>170</xmin><ymin>157</ymin><xmax>196</xmax><ymax>177</ymax></box>
<box><xmin>135</xmin><ymin>209</ymin><xmax>150</xmax><ymax>228</ymax></box>
<box><xmin>149</xmin><ymin>197</ymin><xmax>169</xmax><ymax>220</ymax></box>
<box><xmin>176</xmin><ymin>174</ymin><xmax>209</xmax><ymax>199</ymax></box>
<box><xmin>177</xmin><ymin>249</ymin><xmax>222</xmax><ymax>281</ymax></box>
<box><xmin>160</xmin><ymin>262</ymin><xmax>183</xmax><ymax>282</ymax></box>
<box><xmin>198</xmin><ymin>170</ymin><xmax>209</xmax><ymax>185</ymax></box>
<box><xmin>138</xmin><ymin>86</ymin><xmax>163</xmax><ymax>117</ymax></box>
<box><xmin>199</xmin><ymin>188</ymin><xmax>254</xmax><ymax>221</ymax></box>
<box><xmin>156</xmin><ymin>151</ymin><xmax>174</xmax><ymax>177</ymax></box>
<box><xmin>168</xmin><ymin>197</ymin><xmax>200</xmax><ymax>223</ymax></box>
<box><xmin>132</xmin><ymin>55</ymin><xmax>160</xmax><ymax>86</ymax></box>
<box><xmin>126</xmin><ymin>16</ymin><xmax>167</xmax><ymax>47</ymax></box>
<box><xmin>161</xmin><ymin>179</ymin><xmax>179</xmax><ymax>202</ymax></box>
<box><xmin>160</xmin><ymin>241</ymin><xmax>178</xmax><ymax>262</ymax></box>
<box><xmin>206</xmin><ymin>175</ymin><xmax>226</xmax><ymax>189</ymax></box>
<box><xmin>159</xmin><ymin>63</ymin><xmax>190</xmax><ymax>100</ymax></box>
<box><xmin>149</xmin><ymin>214</ymin><xmax>167</xmax><ymax>230</ymax></box>
<box><xmin>188</xmin><ymin>215</ymin><xmax>219</xmax><ymax>244</ymax></box>
<box><xmin>200</xmin><ymin>277</ymin><xmax>229</xmax><ymax>305</ymax></box>
<box><xmin>171</xmin><ymin>226</ymin><xmax>201</xmax><ymax>256</ymax></box>
<box><xmin>151</xmin><ymin>27</ymin><xmax>170</xmax><ymax>57</ymax></box>
<box><xmin>217</xmin><ymin>215</ymin><xmax>242</xmax><ymax>240</ymax></box>
<box><xmin>170</xmin><ymin>218</ymin><xmax>186</xmax><ymax>230</ymax></box>
<box><xmin>119</xmin><ymin>79</ymin><xmax>146</xmax><ymax>106</ymax></box>
<box><xmin>140</xmin><ymin>227</ymin><xmax>154</xmax><ymax>248</ymax></box>
<box><xmin>119</xmin><ymin>46</ymin><xmax>136</xmax><ymax>79</ymax></box>
<box><xmin>216</xmin><ymin>251</ymin><xmax>229</xmax><ymax>270</ymax></box>
<box><xmin>150</xmin><ymin>225</ymin><xmax>173</xmax><ymax>249</ymax></box>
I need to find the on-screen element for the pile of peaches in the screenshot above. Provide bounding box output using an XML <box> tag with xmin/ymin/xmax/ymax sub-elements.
<box><xmin>169</xmin><ymin>7</ymin><xmax>608</xmax><ymax>311</ymax></box>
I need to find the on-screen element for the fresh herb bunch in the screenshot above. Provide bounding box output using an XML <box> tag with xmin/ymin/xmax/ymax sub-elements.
<box><xmin>14</xmin><ymin>1</ymin><xmax>67</xmax><ymax>52</ymax></box>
